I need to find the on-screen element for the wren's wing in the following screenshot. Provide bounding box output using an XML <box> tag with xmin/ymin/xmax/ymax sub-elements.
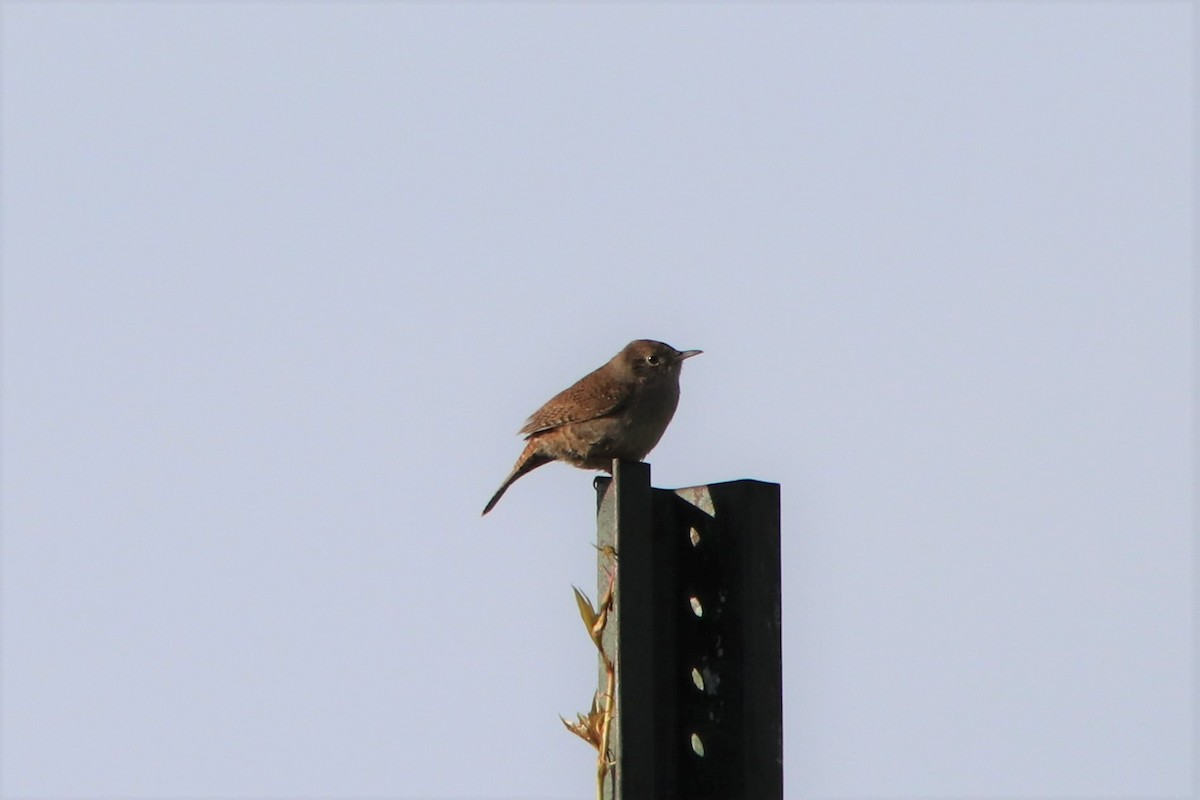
<box><xmin>519</xmin><ymin>365</ymin><xmax>632</xmax><ymax>436</ymax></box>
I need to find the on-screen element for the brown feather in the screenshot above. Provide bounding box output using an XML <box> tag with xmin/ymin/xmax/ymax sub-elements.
<box><xmin>518</xmin><ymin>364</ymin><xmax>633</xmax><ymax>436</ymax></box>
<box><xmin>482</xmin><ymin>339</ymin><xmax>701</xmax><ymax>515</ymax></box>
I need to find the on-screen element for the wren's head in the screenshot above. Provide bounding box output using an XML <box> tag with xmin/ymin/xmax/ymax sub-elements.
<box><xmin>618</xmin><ymin>340</ymin><xmax>703</xmax><ymax>382</ymax></box>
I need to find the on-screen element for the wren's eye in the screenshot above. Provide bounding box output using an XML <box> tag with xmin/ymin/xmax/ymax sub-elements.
<box><xmin>644</xmin><ymin>354</ymin><xmax>661</xmax><ymax>366</ymax></box>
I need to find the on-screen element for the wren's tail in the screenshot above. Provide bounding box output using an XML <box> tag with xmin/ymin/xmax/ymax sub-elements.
<box><xmin>482</xmin><ymin>442</ymin><xmax>552</xmax><ymax>515</ymax></box>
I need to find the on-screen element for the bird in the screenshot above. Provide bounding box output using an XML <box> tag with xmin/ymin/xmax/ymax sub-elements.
<box><xmin>482</xmin><ymin>339</ymin><xmax>702</xmax><ymax>515</ymax></box>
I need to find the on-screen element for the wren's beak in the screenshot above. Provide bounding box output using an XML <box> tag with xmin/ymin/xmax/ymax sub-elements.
<box><xmin>677</xmin><ymin>349</ymin><xmax>703</xmax><ymax>361</ymax></box>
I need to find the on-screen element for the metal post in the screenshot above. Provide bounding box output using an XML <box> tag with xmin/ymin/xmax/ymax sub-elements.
<box><xmin>595</xmin><ymin>461</ymin><xmax>782</xmax><ymax>800</ymax></box>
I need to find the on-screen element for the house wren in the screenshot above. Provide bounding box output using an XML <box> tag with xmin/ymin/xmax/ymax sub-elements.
<box><xmin>482</xmin><ymin>339</ymin><xmax>702</xmax><ymax>515</ymax></box>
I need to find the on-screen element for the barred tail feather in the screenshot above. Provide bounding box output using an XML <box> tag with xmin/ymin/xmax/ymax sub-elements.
<box><xmin>482</xmin><ymin>445</ymin><xmax>552</xmax><ymax>515</ymax></box>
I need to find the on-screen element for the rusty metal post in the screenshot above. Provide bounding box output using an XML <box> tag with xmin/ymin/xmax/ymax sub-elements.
<box><xmin>595</xmin><ymin>460</ymin><xmax>782</xmax><ymax>800</ymax></box>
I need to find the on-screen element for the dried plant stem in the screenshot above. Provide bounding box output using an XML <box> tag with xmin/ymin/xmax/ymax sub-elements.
<box><xmin>595</xmin><ymin>563</ymin><xmax>617</xmax><ymax>800</ymax></box>
<box><xmin>596</xmin><ymin>650</ymin><xmax>616</xmax><ymax>800</ymax></box>
<box><xmin>567</xmin><ymin>559</ymin><xmax>618</xmax><ymax>800</ymax></box>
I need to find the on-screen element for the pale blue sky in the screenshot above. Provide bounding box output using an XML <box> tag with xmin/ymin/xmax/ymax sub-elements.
<box><xmin>1</xmin><ymin>2</ymin><xmax>1193</xmax><ymax>798</ymax></box>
